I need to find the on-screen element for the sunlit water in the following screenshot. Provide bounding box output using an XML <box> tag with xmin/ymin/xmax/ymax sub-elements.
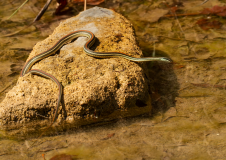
<box><xmin>0</xmin><ymin>0</ymin><xmax>226</xmax><ymax>159</ymax></box>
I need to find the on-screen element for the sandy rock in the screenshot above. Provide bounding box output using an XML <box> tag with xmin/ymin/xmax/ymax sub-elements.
<box><xmin>0</xmin><ymin>7</ymin><xmax>152</xmax><ymax>137</ymax></box>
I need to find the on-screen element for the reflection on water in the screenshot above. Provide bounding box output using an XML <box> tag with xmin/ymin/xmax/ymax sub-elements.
<box><xmin>1</xmin><ymin>0</ymin><xmax>226</xmax><ymax>159</ymax></box>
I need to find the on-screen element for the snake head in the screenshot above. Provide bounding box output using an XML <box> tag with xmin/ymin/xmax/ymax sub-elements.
<box><xmin>160</xmin><ymin>57</ymin><xmax>172</xmax><ymax>63</ymax></box>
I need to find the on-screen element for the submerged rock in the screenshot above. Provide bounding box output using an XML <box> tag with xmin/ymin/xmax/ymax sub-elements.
<box><xmin>0</xmin><ymin>7</ymin><xmax>153</xmax><ymax>137</ymax></box>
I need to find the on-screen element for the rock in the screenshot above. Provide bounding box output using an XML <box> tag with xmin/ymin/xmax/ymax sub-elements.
<box><xmin>0</xmin><ymin>7</ymin><xmax>152</xmax><ymax>137</ymax></box>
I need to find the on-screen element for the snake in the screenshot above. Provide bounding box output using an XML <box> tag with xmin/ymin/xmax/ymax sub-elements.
<box><xmin>20</xmin><ymin>30</ymin><xmax>172</xmax><ymax>130</ymax></box>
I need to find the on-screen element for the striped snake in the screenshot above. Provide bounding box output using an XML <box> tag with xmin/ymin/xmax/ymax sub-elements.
<box><xmin>21</xmin><ymin>30</ymin><xmax>171</xmax><ymax>132</ymax></box>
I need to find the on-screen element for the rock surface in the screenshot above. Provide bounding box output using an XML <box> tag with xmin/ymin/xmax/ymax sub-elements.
<box><xmin>0</xmin><ymin>7</ymin><xmax>152</xmax><ymax>137</ymax></box>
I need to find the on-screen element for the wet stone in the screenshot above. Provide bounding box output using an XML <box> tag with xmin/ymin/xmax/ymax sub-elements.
<box><xmin>0</xmin><ymin>7</ymin><xmax>152</xmax><ymax>137</ymax></box>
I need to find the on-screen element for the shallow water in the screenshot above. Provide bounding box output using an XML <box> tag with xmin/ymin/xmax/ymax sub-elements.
<box><xmin>1</xmin><ymin>0</ymin><xmax>226</xmax><ymax>159</ymax></box>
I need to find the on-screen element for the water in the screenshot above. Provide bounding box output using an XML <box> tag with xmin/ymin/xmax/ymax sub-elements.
<box><xmin>0</xmin><ymin>0</ymin><xmax>226</xmax><ymax>159</ymax></box>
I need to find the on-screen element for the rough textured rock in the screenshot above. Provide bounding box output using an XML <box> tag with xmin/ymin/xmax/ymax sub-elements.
<box><xmin>0</xmin><ymin>7</ymin><xmax>152</xmax><ymax>137</ymax></box>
